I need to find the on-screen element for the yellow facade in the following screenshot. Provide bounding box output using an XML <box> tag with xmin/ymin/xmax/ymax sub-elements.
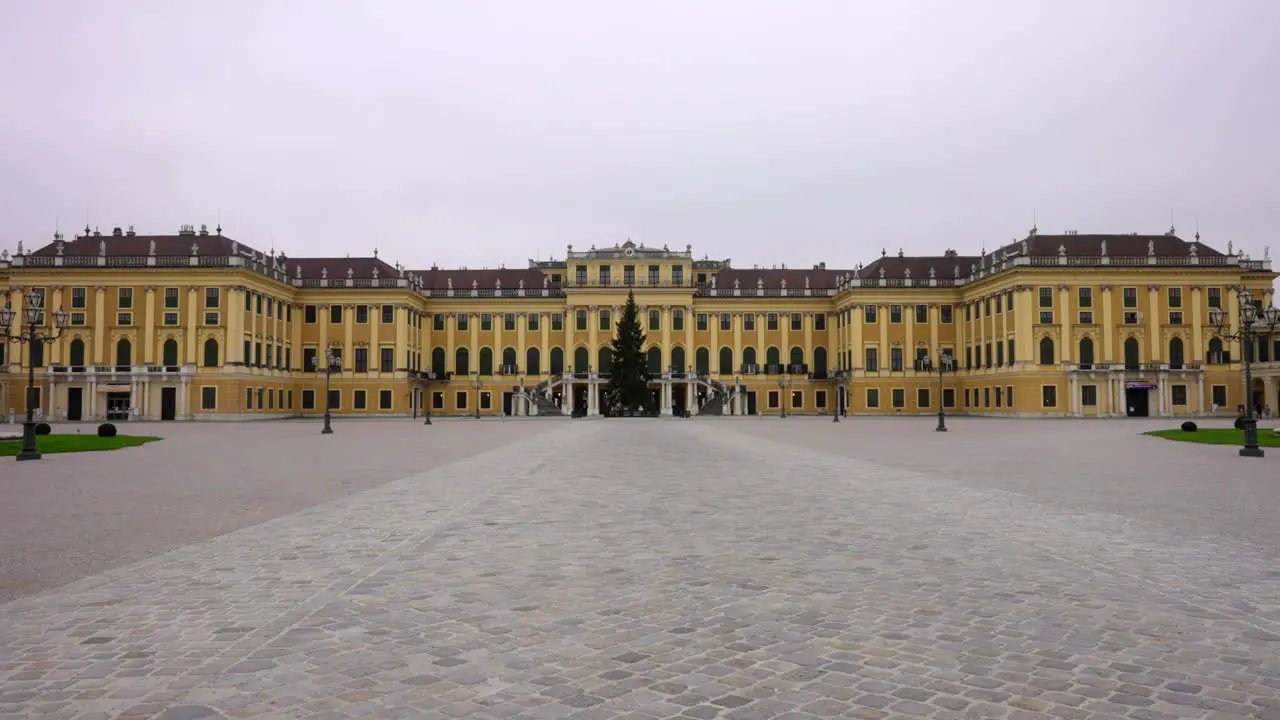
<box><xmin>2</xmin><ymin>227</ymin><xmax>1276</xmax><ymax>421</ymax></box>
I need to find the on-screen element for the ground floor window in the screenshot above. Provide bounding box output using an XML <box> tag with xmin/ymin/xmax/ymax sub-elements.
<box><xmin>379</xmin><ymin>389</ymin><xmax>393</xmax><ymax>410</ymax></box>
<box><xmin>1042</xmin><ymin>385</ymin><xmax>1057</xmax><ymax>408</ymax></box>
<box><xmin>815</xmin><ymin>390</ymin><xmax>827</xmax><ymax>409</ymax></box>
<box><xmin>257</xmin><ymin>388</ymin><xmax>264</xmax><ymax>410</ymax></box>
<box><xmin>302</xmin><ymin>390</ymin><xmax>315</xmax><ymax>409</ymax></box>
<box><xmin>246</xmin><ymin>388</ymin><xmax>253</xmax><ymax>410</ymax></box>
<box><xmin>268</xmin><ymin>389</ymin><xmax>274</xmax><ymax>409</ymax></box>
<box><xmin>455</xmin><ymin>391</ymin><xmax>468</xmax><ymax>410</ymax></box>
<box><xmin>790</xmin><ymin>390</ymin><xmax>802</xmax><ymax>409</ymax></box>
<box><xmin>963</xmin><ymin>388</ymin><xmax>970</xmax><ymax>407</ymax></box>
<box><xmin>327</xmin><ymin>389</ymin><xmax>340</xmax><ymax>410</ymax></box>
<box><xmin>983</xmin><ymin>387</ymin><xmax>990</xmax><ymax>407</ymax></box>
<box><xmin>768</xmin><ymin>391</ymin><xmax>779</xmax><ymax>409</ymax></box>
<box><xmin>1006</xmin><ymin>386</ymin><xmax>1013</xmax><ymax>407</ymax></box>
<box><xmin>287</xmin><ymin>390</ymin><xmax>293</xmax><ymax>409</ymax></box>
<box><xmin>481</xmin><ymin>391</ymin><xmax>492</xmax><ymax>409</ymax></box>
<box><xmin>433</xmin><ymin>391</ymin><xmax>444</xmax><ymax>410</ymax></box>
<box><xmin>1212</xmin><ymin>385</ymin><xmax>1227</xmax><ymax>408</ymax></box>
<box><xmin>943</xmin><ymin>388</ymin><xmax>955</xmax><ymax>408</ymax></box>
<box><xmin>866</xmin><ymin>388</ymin><xmax>879</xmax><ymax>408</ymax></box>
<box><xmin>891</xmin><ymin>388</ymin><xmax>905</xmax><ymax>408</ymax></box>
<box><xmin>354</xmin><ymin>390</ymin><xmax>367</xmax><ymax>410</ymax></box>
<box><xmin>994</xmin><ymin>387</ymin><xmax>1002</xmax><ymax>408</ymax></box>
<box><xmin>1171</xmin><ymin>384</ymin><xmax>1187</xmax><ymax>406</ymax></box>
<box><xmin>917</xmin><ymin>388</ymin><xmax>930</xmax><ymax>408</ymax></box>
<box><xmin>1081</xmin><ymin>384</ymin><xmax>1097</xmax><ymax>406</ymax></box>
<box><xmin>201</xmin><ymin>386</ymin><xmax>217</xmax><ymax>410</ymax></box>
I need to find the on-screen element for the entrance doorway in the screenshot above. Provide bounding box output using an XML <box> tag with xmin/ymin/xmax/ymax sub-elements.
<box><xmin>67</xmin><ymin>387</ymin><xmax>83</xmax><ymax>422</ymax></box>
<box><xmin>572</xmin><ymin>384</ymin><xmax>588</xmax><ymax>417</ymax></box>
<box><xmin>107</xmin><ymin>392</ymin><xmax>131</xmax><ymax>421</ymax></box>
<box><xmin>672</xmin><ymin>384</ymin><xmax>687</xmax><ymax>416</ymax></box>
<box><xmin>502</xmin><ymin>391</ymin><xmax>514</xmax><ymax>416</ymax></box>
<box><xmin>597</xmin><ymin>387</ymin><xmax>612</xmax><ymax>417</ymax></box>
<box><xmin>746</xmin><ymin>391</ymin><xmax>758</xmax><ymax>415</ymax></box>
<box><xmin>649</xmin><ymin>387</ymin><xmax>661</xmax><ymax>414</ymax></box>
<box><xmin>160</xmin><ymin>387</ymin><xmax>177</xmax><ymax>420</ymax></box>
<box><xmin>1125</xmin><ymin>387</ymin><xmax>1150</xmax><ymax>417</ymax></box>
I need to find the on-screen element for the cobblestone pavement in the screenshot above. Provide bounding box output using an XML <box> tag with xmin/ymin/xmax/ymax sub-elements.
<box><xmin>0</xmin><ymin>419</ymin><xmax>556</xmax><ymax>602</ymax></box>
<box><xmin>3</xmin><ymin>420</ymin><xmax>1280</xmax><ymax>719</ymax></box>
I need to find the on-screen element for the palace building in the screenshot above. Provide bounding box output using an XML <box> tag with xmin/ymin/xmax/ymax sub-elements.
<box><xmin>1</xmin><ymin>223</ymin><xmax>1277</xmax><ymax>421</ymax></box>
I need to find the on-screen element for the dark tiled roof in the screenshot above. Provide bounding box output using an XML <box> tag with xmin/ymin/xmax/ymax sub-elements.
<box><xmin>710</xmin><ymin>268</ymin><xmax>850</xmax><ymax>291</ymax></box>
<box><xmin>31</xmin><ymin>231</ymin><xmax>263</xmax><ymax>258</ymax></box>
<box><xmin>409</xmin><ymin>268</ymin><xmax>550</xmax><ymax>291</ymax></box>
<box><xmin>996</xmin><ymin>232</ymin><xmax>1223</xmax><ymax>259</ymax></box>
<box><xmin>291</xmin><ymin>257</ymin><xmax>398</xmax><ymax>281</ymax></box>
<box><xmin>856</xmin><ymin>255</ymin><xmax>982</xmax><ymax>282</ymax></box>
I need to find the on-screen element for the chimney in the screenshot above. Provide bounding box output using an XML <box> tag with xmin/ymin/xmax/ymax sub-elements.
<box><xmin>112</xmin><ymin>227</ymin><xmax>123</xmax><ymax>236</ymax></box>
<box><xmin>178</xmin><ymin>224</ymin><xmax>196</xmax><ymax>236</ymax></box>
<box><xmin>199</xmin><ymin>224</ymin><xmax>210</xmax><ymax>236</ymax></box>
<box><xmin>125</xmin><ymin>225</ymin><xmax>136</xmax><ymax>236</ymax></box>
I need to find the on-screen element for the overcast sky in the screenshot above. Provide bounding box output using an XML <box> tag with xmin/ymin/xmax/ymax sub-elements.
<box><xmin>2</xmin><ymin>1</ymin><xmax>1277</xmax><ymax>270</ymax></box>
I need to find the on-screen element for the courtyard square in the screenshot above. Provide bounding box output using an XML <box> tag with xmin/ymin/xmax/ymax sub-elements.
<box><xmin>1</xmin><ymin>418</ymin><xmax>1279</xmax><ymax>719</ymax></box>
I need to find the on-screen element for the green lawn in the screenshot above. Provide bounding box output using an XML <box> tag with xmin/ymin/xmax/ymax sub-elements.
<box><xmin>0</xmin><ymin>433</ymin><xmax>161</xmax><ymax>457</ymax></box>
<box><xmin>1144</xmin><ymin>428</ymin><xmax>1280</xmax><ymax>448</ymax></box>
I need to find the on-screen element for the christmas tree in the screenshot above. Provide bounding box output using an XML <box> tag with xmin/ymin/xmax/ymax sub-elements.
<box><xmin>605</xmin><ymin>290</ymin><xmax>653</xmax><ymax>415</ymax></box>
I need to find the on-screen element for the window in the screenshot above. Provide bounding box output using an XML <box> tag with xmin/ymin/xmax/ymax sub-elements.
<box><xmin>1039</xmin><ymin>311</ymin><xmax>1054</xmax><ymax>324</ymax></box>
<box><xmin>1078</xmin><ymin>287</ymin><xmax>1092</xmax><ymax>308</ymax></box>
<box><xmin>457</xmin><ymin>314</ymin><xmax>469</xmax><ymax>331</ymax></box>
<box><xmin>767</xmin><ymin>313</ymin><xmax>778</xmax><ymax>331</ymax></box>
<box><xmin>354</xmin><ymin>348</ymin><xmax>369</xmax><ymax>372</ymax></box>
<box><xmin>164</xmin><ymin>287</ymin><xmax>179</xmax><ymax>309</ymax></box>
<box><xmin>504</xmin><ymin>313</ymin><xmax>515</xmax><ymax>331</ymax></box>
<box><xmin>648</xmin><ymin>265</ymin><xmax>660</xmax><ymax>284</ymax></box>
<box><xmin>481</xmin><ymin>314</ymin><xmax>493</xmax><ymax>331</ymax></box>
<box><xmin>1168</xmin><ymin>287</ymin><xmax>1182</xmax><ymax>308</ymax></box>
<box><xmin>329</xmin><ymin>304</ymin><xmax>343</xmax><ymax>324</ymax></box>
<box><xmin>575</xmin><ymin>265</ymin><xmax>588</xmax><ymax>284</ymax></box>
<box><xmin>118</xmin><ymin>287</ymin><xmax>133</xmax><ymax>309</ymax></box>
<box><xmin>814</xmin><ymin>314</ymin><xmax>826</xmax><ymax>330</ymax></box>
<box><xmin>201</xmin><ymin>387</ymin><xmax>217</xmax><ymax>410</ymax></box>
<box><xmin>602</xmin><ymin>310</ymin><xmax>614</xmax><ymax>331</ymax></box>
<box><xmin>380</xmin><ymin>347</ymin><xmax>394</xmax><ymax>372</ymax></box>
<box><xmin>1208</xmin><ymin>287</ymin><xmax>1222</xmax><ymax>308</ymax></box>
<box><xmin>1038</xmin><ymin>287</ymin><xmax>1052</xmax><ymax>308</ymax></box>
<box><xmin>1079</xmin><ymin>311</ymin><xmax>1093</xmax><ymax>324</ymax></box>
<box><xmin>1123</xmin><ymin>311</ymin><xmax>1140</xmax><ymax>325</ymax></box>
<box><xmin>697</xmin><ymin>313</ymin><xmax>708</xmax><ymax>331</ymax></box>
<box><xmin>268</xmin><ymin>389</ymin><xmax>275</xmax><ymax>409</ymax></box>
<box><xmin>996</xmin><ymin>342</ymin><xmax>1004</xmax><ymax>366</ymax></box>
<box><xmin>304</xmin><ymin>305</ymin><xmax>317</xmax><ymax>323</ymax></box>
<box><xmin>866</xmin><ymin>388</ymin><xmax>880</xmax><ymax>408</ymax></box>
<box><xmin>527</xmin><ymin>314</ymin><xmax>539</xmax><ymax>331</ymax></box>
<box><xmin>891</xmin><ymin>388</ymin><xmax>905</xmax><ymax>408</ymax></box>
<box><xmin>163</xmin><ymin>312</ymin><xmax>179</xmax><ymax>326</ymax></box>
<box><xmin>815</xmin><ymin>390</ymin><xmax>827</xmax><ymax>409</ymax></box>
<box><xmin>381</xmin><ymin>304</ymin><xmax>394</xmax><ymax>324</ymax></box>
<box><xmin>433</xmin><ymin>314</ymin><xmax>445</xmax><ymax>331</ymax></box>
<box><xmin>71</xmin><ymin>312</ymin><xmax>86</xmax><ymax>326</ymax></box>
<box><xmin>720</xmin><ymin>313</ymin><xmax>731</xmax><ymax>331</ymax></box>
<box><xmin>353</xmin><ymin>390</ymin><xmax>367</xmax><ymax>410</ymax></box>
<box><xmin>864</xmin><ymin>306</ymin><xmax>877</xmax><ymax>323</ymax></box>
<box><xmin>744</xmin><ymin>314</ymin><xmax>755</xmax><ymax>331</ymax></box>
<box><xmin>302</xmin><ymin>390</ymin><xmax>315</xmax><ymax>410</ymax></box>
<box><xmin>328</xmin><ymin>389</ymin><xmax>341</xmax><ymax>410</ymax></box>
<box><xmin>673</xmin><ymin>310</ymin><xmax>684</xmax><ymax>331</ymax></box>
<box><xmin>1169</xmin><ymin>311</ymin><xmax>1183</xmax><ymax>325</ymax></box>
<box><xmin>456</xmin><ymin>391</ymin><xmax>468</xmax><ymax>410</ymax></box>
<box><xmin>864</xmin><ymin>347</ymin><xmax>879</xmax><ymax>372</ymax></box>
<box><xmin>890</xmin><ymin>347</ymin><xmax>903</xmax><ymax>371</ymax></box>
<box><xmin>1171</xmin><ymin>385</ymin><xmax>1187</xmax><ymax>406</ymax></box>
<box><xmin>790</xmin><ymin>313</ymin><xmax>802</xmax><ymax>331</ymax></box>
<box><xmin>1039</xmin><ymin>337</ymin><xmax>1055</xmax><ymax>365</ymax></box>
<box><xmin>576</xmin><ymin>309</ymin><xmax>587</xmax><ymax>330</ymax></box>
<box><xmin>672</xmin><ymin>266</ymin><xmax>683</xmax><ymax>285</ymax></box>
<box><xmin>72</xmin><ymin>287</ymin><xmax>87</xmax><ymax>309</ymax></box>
<box><xmin>551</xmin><ymin>313</ymin><xmax>563</xmax><ymax>331</ymax></box>
<box><xmin>768</xmin><ymin>391</ymin><xmax>780</xmax><ymax>409</ymax></box>
<box><xmin>790</xmin><ymin>390</ymin><xmax>803</xmax><ymax>409</ymax></box>
<box><xmin>1042</xmin><ymin>385</ymin><xmax>1057</xmax><ymax>408</ymax></box>
<box><xmin>1122</xmin><ymin>287</ymin><xmax>1137</xmax><ymax>308</ymax></box>
<box><xmin>1212</xmin><ymin>385</ymin><xmax>1227</xmax><ymax>407</ymax></box>
<box><xmin>915</xmin><ymin>305</ymin><xmax>928</xmax><ymax>324</ymax></box>
<box><xmin>303</xmin><ymin>347</ymin><xmax>318</xmax><ymax>370</ymax></box>
<box><xmin>1082</xmin><ymin>385</ymin><xmax>1097</xmax><ymax>406</ymax></box>
<box><xmin>599</xmin><ymin>266</ymin><xmax>611</xmax><ymax>285</ymax></box>
<box><xmin>983</xmin><ymin>387</ymin><xmax>990</xmax><ymax>407</ymax></box>
<box><xmin>286</xmin><ymin>305</ymin><xmax>292</xmax><ymax>322</ymax></box>
<box><xmin>984</xmin><ymin>299</ymin><xmax>991</xmax><ymax>317</ymax></box>
<box><xmin>246</xmin><ymin>387</ymin><xmax>254</xmax><ymax>410</ymax></box>
<box><xmin>940</xmin><ymin>305</ymin><xmax>953</xmax><ymax>323</ymax></box>
<box><xmin>889</xmin><ymin>305</ymin><xmax>902</xmax><ymax>323</ymax></box>
<box><xmin>431</xmin><ymin>392</ymin><xmax>444</xmax><ymax>410</ymax></box>
<box><xmin>623</xmin><ymin>265</ymin><xmax>635</xmax><ymax>285</ymax></box>
<box><xmin>117</xmin><ymin>312</ymin><xmax>133</xmax><ymax>326</ymax></box>
<box><xmin>943</xmin><ymin>388</ymin><xmax>955</xmax><ymax>408</ymax></box>
<box><xmin>994</xmin><ymin>387</ymin><xmax>1002</xmax><ymax>408</ymax></box>
<box><xmin>1007</xmin><ymin>338</ymin><xmax>1015</xmax><ymax>365</ymax></box>
<box><xmin>917</xmin><ymin>388</ymin><xmax>930</xmax><ymax>408</ymax></box>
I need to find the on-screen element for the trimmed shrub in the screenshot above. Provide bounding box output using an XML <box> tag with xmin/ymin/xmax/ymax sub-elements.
<box><xmin>97</xmin><ymin>423</ymin><xmax>118</xmax><ymax>438</ymax></box>
<box><xmin>1234</xmin><ymin>415</ymin><xmax>1247</xmax><ymax>430</ymax></box>
<box><xmin>1180</xmin><ymin>420</ymin><xmax>1197</xmax><ymax>432</ymax></box>
<box><xmin>34</xmin><ymin>422</ymin><xmax>52</xmax><ymax>435</ymax></box>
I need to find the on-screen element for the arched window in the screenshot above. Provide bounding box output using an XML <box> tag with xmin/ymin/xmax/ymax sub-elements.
<box><xmin>646</xmin><ymin>347</ymin><xmax>662</xmax><ymax>375</ymax></box>
<box><xmin>718</xmin><ymin>347</ymin><xmax>733</xmax><ymax>375</ymax></box>
<box><xmin>69</xmin><ymin>338</ymin><xmax>86</xmax><ymax>367</ymax></box>
<box><xmin>202</xmin><ymin>338</ymin><xmax>219</xmax><ymax>367</ymax></box>
<box><xmin>697</xmin><ymin>347</ymin><xmax>711</xmax><ymax>375</ymax></box>
<box><xmin>743</xmin><ymin>346</ymin><xmax>757</xmax><ymax>368</ymax></box>
<box><xmin>598</xmin><ymin>347</ymin><xmax>613</xmax><ymax>375</ymax></box>
<box><xmin>1208</xmin><ymin>337</ymin><xmax>1225</xmax><ymax>364</ymax></box>
<box><xmin>573</xmin><ymin>346</ymin><xmax>589</xmax><ymax>373</ymax></box>
<box><xmin>526</xmin><ymin>347</ymin><xmax>541</xmax><ymax>375</ymax></box>
<box><xmin>1124</xmin><ymin>337</ymin><xmax>1140</xmax><ymax>369</ymax></box>
<box><xmin>1078</xmin><ymin>337</ymin><xmax>1095</xmax><ymax>368</ymax></box>
<box><xmin>478</xmin><ymin>347</ymin><xmax>493</xmax><ymax>375</ymax></box>
<box><xmin>455</xmin><ymin>346</ymin><xmax>470</xmax><ymax>375</ymax></box>
<box><xmin>1038</xmin><ymin>336</ymin><xmax>1054</xmax><ymax>366</ymax></box>
<box><xmin>431</xmin><ymin>347</ymin><xmax>446</xmax><ymax>375</ymax></box>
<box><xmin>766</xmin><ymin>347</ymin><xmax>781</xmax><ymax>368</ymax></box>
<box><xmin>1169</xmin><ymin>337</ymin><xmax>1185</xmax><ymax>369</ymax></box>
<box><xmin>502</xmin><ymin>346</ymin><xmax>517</xmax><ymax>371</ymax></box>
<box><xmin>671</xmin><ymin>347</ymin><xmax>686</xmax><ymax>372</ymax></box>
<box><xmin>813</xmin><ymin>347</ymin><xmax>828</xmax><ymax>376</ymax></box>
<box><xmin>550</xmin><ymin>347</ymin><xmax>564</xmax><ymax>374</ymax></box>
<box><xmin>789</xmin><ymin>346</ymin><xmax>804</xmax><ymax>369</ymax></box>
<box><xmin>116</xmin><ymin>338</ymin><xmax>133</xmax><ymax>369</ymax></box>
<box><xmin>162</xmin><ymin>338</ymin><xmax>179</xmax><ymax>367</ymax></box>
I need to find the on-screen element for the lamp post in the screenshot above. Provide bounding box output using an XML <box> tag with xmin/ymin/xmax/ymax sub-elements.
<box><xmin>831</xmin><ymin>369</ymin><xmax>849</xmax><ymax>422</ymax></box>
<box><xmin>778</xmin><ymin>377</ymin><xmax>788</xmax><ymax>418</ymax></box>
<box><xmin>311</xmin><ymin>349</ymin><xmax>340</xmax><ymax>434</ymax></box>
<box><xmin>1</xmin><ymin>290</ymin><xmax>69</xmax><ymax>461</ymax></box>
<box><xmin>423</xmin><ymin>370</ymin><xmax>435</xmax><ymax>425</ymax></box>
<box><xmin>1209</xmin><ymin>291</ymin><xmax>1280</xmax><ymax>457</ymax></box>
<box><xmin>919</xmin><ymin>352</ymin><xmax>956</xmax><ymax>432</ymax></box>
<box><xmin>473</xmin><ymin>373</ymin><xmax>482</xmax><ymax>419</ymax></box>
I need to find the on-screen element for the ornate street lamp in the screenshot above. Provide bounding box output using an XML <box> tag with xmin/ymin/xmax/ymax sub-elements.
<box><xmin>311</xmin><ymin>349</ymin><xmax>341</xmax><ymax>434</ymax></box>
<box><xmin>830</xmin><ymin>368</ymin><xmax>850</xmax><ymax>422</ymax></box>
<box><xmin>919</xmin><ymin>352</ymin><xmax>956</xmax><ymax>432</ymax></box>
<box><xmin>777</xmin><ymin>377</ymin><xmax>789</xmax><ymax>418</ymax></box>
<box><xmin>1</xmin><ymin>290</ymin><xmax>69</xmax><ymax>460</ymax></box>
<box><xmin>473</xmin><ymin>373</ymin><xmax>482</xmax><ymax>419</ymax></box>
<box><xmin>423</xmin><ymin>370</ymin><xmax>437</xmax><ymax>425</ymax></box>
<box><xmin>1209</xmin><ymin>291</ymin><xmax>1280</xmax><ymax>457</ymax></box>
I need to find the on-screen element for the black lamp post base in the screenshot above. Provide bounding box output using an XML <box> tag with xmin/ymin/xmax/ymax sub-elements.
<box><xmin>424</xmin><ymin>416</ymin><xmax>432</xmax><ymax>425</ymax></box>
<box><xmin>1239</xmin><ymin>446</ymin><xmax>1265</xmax><ymax>458</ymax></box>
<box><xmin>15</xmin><ymin>448</ymin><xmax>42</xmax><ymax>461</ymax></box>
<box><xmin>936</xmin><ymin>411</ymin><xmax>948</xmax><ymax>432</ymax></box>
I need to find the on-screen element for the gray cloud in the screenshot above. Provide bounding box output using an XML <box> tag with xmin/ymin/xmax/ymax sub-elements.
<box><xmin>2</xmin><ymin>1</ymin><xmax>1277</xmax><ymax>268</ymax></box>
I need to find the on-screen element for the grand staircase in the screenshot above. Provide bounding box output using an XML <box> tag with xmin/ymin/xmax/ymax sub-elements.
<box><xmin>697</xmin><ymin>378</ymin><xmax>730</xmax><ymax>416</ymax></box>
<box><xmin>528</xmin><ymin>376</ymin><xmax>564</xmax><ymax>416</ymax></box>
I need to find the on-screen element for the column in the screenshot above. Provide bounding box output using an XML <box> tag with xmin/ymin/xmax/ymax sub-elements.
<box><xmin>395</xmin><ymin>305</ymin><xmax>409</xmax><ymax>370</ymax></box>
<box><xmin>684</xmin><ymin>306</ymin><xmax>694</xmax><ymax>373</ymax></box>
<box><xmin>587</xmin><ymin>305</ymin><xmax>599</xmax><ymax>371</ymax></box>
<box><xmin>851</xmin><ymin>305</ymin><xmax>863</xmax><ymax>368</ymax></box>
<box><xmin>781</xmin><ymin>313</ymin><xmax>791</xmax><ymax>369</ymax></box>
<box><xmin>343</xmin><ymin>305</ymin><xmax>355</xmax><ymax>369</ymax></box>
<box><xmin>469</xmin><ymin>313</ymin><xmax>479</xmax><ymax>376</ymax></box>
<box><xmin>661</xmin><ymin>305</ymin><xmax>672</xmax><ymax>370</ymax></box>
<box><xmin>540</xmin><ymin>315</ymin><xmax>550</xmax><ymax>377</ymax></box>
<box><xmin>1228</xmin><ymin>288</ymin><xmax>1241</xmax><ymax>366</ymax></box>
<box><xmin>226</xmin><ymin>287</ymin><xmax>244</xmax><ymax>365</ymax></box>
<box><xmin>566</xmin><ymin>381</ymin><xmax>576</xmax><ymax>415</ymax></box>
<box><xmin>1100</xmin><ymin>286</ymin><xmax>1114</xmax><ymax>363</ymax></box>
<box><xmin>1058</xmin><ymin>285</ymin><xmax>1072</xmax><ymax>363</ymax></box>
<box><xmin>142</xmin><ymin>287</ymin><xmax>157</xmax><ymax>365</ymax></box>
<box><xmin>291</xmin><ymin>304</ymin><xmax>303</xmax><ymax>370</ymax></box>
<box><xmin>49</xmin><ymin>287</ymin><xmax>64</xmax><ymax>364</ymax></box>
<box><xmin>928</xmin><ymin>304</ymin><xmax>939</xmax><ymax>361</ymax></box>
<box><xmin>1014</xmin><ymin>290</ymin><xmax>1032</xmax><ymax>366</ymax></box>
<box><xmin>445</xmin><ymin>313</ymin><xmax>456</xmax><ymax>373</ymax></box>
<box><xmin>517</xmin><ymin>313</ymin><xmax>527</xmax><ymax>374</ymax></box>
<box><xmin>1190</xmin><ymin>287</ymin><xmax>1204</xmax><ymax>362</ymax></box>
<box><xmin>755</xmin><ymin>313</ymin><xmax>765</xmax><ymax>368</ymax></box>
<box><xmin>276</xmin><ymin>299</ymin><xmax>285</xmax><ymax>368</ymax></box>
<box><xmin>1198</xmin><ymin>374</ymin><xmax>1206</xmax><ymax>414</ymax></box>
<box><xmin>1147</xmin><ymin>285</ymin><xmax>1161</xmax><ymax>362</ymax></box>
<box><xmin>878</xmin><ymin>305</ymin><xmax>889</xmax><ymax>366</ymax></box>
<box><xmin>955</xmin><ymin>301</ymin><xmax>965</xmax><ymax>369</ymax></box>
<box><xmin>1070</xmin><ymin>373</ymin><xmax>1079</xmax><ymax>415</ymax></box>
<box><xmin>370</xmin><ymin>305</ymin><xmax>380</xmax><ymax>373</ymax></box>
<box><xmin>686</xmin><ymin>379</ymin><xmax>694</xmax><ymax>412</ymax></box>
<box><xmin>93</xmin><ymin>286</ymin><xmax>107</xmax><ymax>364</ymax></box>
<box><xmin>318</xmin><ymin>304</ymin><xmax>330</xmax><ymax>368</ymax></box>
<box><xmin>731</xmin><ymin>313</ymin><xmax>741</xmax><ymax>371</ymax></box>
<box><xmin>6</xmin><ymin>289</ymin><xmax>22</xmax><ymax>371</ymax></box>
<box><xmin>904</xmin><ymin>309</ymin><xmax>914</xmax><ymax>369</ymax></box>
<box><xmin>803</xmin><ymin>312</ymin><xmax>813</xmax><ymax>371</ymax></box>
<box><xmin>185</xmin><ymin>287</ymin><xmax>198</xmax><ymax>365</ymax></box>
<box><xmin>563</xmin><ymin>305</ymin><xmax>573</xmax><ymax>374</ymax></box>
<box><xmin>1000</xmin><ymin>294</ymin><xmax>1010</xmax><ymax>364</ymax></box>
<box><xmin>495</xmin><ymin>311</ymin><xmax>505</xmax><ymax>371</ymax></box>
<box><xmin>975</xmin><ymin>298</ymin><xmax>985</xmax><ymax>369</ymax></box>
